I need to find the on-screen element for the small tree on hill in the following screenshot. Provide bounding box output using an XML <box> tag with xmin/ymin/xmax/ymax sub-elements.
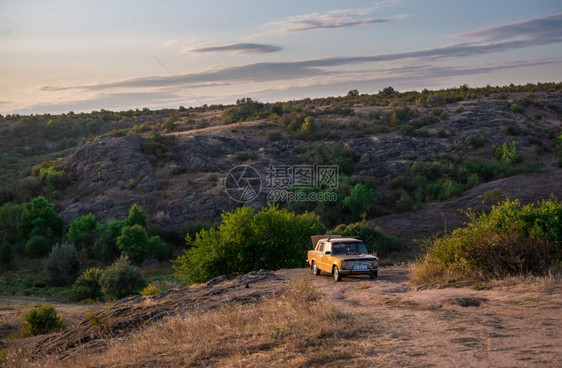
<box><xmin>17</xmin><ymin>196</ymin><xmax>64</xmax><ymax>242</ymax></box>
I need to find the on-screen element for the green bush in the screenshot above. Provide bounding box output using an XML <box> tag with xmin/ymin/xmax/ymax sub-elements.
<box><xmin>20</xmin><ymin>305</ymin><xmax>66</xmax><ymax>336</ymax></box>
<box><xmin>100</xmin><ymin>256</ymin><xmax>146</xmax><ymax>300</ymax></box>
<box><xmin>329</xmin><ymin>221</ymin><xmax>401</xmax><ymax>256</ymax></box>
<box><xmin>411</xmin><ymin>197</ymin><xmax>562</xmax><ymax>285</ymax></box>
<box><xmin>464</xmin><ymin>135</ymin><xmax>486</xmax><ymax>147</ymax></box>
<box><xmin>43</xmin><ymin>242</ymin><xmax>80</xmax><ymax>286</ymax></box>
<box><xmin>71</xmin><ymin>267</ymin><xmax>103</xmax><ymax>301</ymax></box>
<box><xmin>67</xmin><ymin>213</ymin><xmax>103</xmax><ymax>253</ymax></box>
<box><xmin>140</xmin><ymin>283</ymin><xmax>162</xmax><ymax>296</ymax></box>
<box><xmin>495</xmin><ymin>141</ymin><xmax>520</xmax><ymax>164</ymax></box>
<box><xmin>17</xmin><ymin>196</ymin><xmax>64</xmax><ymax>242</ymax></box>
<box><xmin>342</xmin><ymin>183</ymin><xmax>376</xmax><ymax>220</ymax></box>
<box><xmin>37</xmin><ymin>163</ymin><xmax>75</xmax><ymax>190</ymax></box>
<box><xmin>25</xmin><ymin>234</ymin><xmax>51</xmax><ymax>257</ymax></box>
<box><xmin>123</xmin><ymin>204</ymin><xmax>147</xmax><ymax>228</ymax></box>
<box><xmin>173</xmin><ymin>204</ymin><xmax>323</xmax><ymax>284</ymax></box>
<box><xmin>295</xmin><ymin>142</ymin><xmax>356</xmax><ymax>175</ymax></box>
<box><xmin>510</xmin><ymin>103</ymin><xmax>524</xmax><ymax>113</ymax></box>
<box><xmin>117</xmin><ymin>224</ymin><xmax>163</xmax><ymax>262</ymax></box>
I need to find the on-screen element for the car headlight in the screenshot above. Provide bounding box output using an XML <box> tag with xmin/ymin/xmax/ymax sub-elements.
<box><xmin>341</xmin><ymin>261</ymin><xmax>350</xmax><ymax>268</ymax></box>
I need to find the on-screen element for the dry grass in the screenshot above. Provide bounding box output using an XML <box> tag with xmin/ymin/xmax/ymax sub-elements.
<box><xmin>4</xmin><ymin>280</ymin><xmax>367</xmax><ymax>368</ymax></box>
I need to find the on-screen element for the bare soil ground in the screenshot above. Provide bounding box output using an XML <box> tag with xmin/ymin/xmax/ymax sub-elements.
<box><xmin>304</xmin><ymin>267</ymin><xmax>562</xmax><ymax>367</ymax></box>
<box><xmin>3</xmin><ymin>267</ymin><xmax>560</xmax><ymax>367</ymax></box>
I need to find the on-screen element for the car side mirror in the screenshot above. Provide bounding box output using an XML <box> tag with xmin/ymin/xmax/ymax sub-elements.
<box><xmin>325</xmin><ymin>251</ymin><xmax>331</xmax><ymax>255</ymax></box>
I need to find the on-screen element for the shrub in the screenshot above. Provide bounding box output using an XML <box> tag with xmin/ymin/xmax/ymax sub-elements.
<box><xmin>71</xmin><ymin>268</ymin><xmax>103</xmax><ymax>301</ymax></box>
<box><xmin>295</xmin><ymin>142</ymin><xmax>356</xmax><ymax>175</ymax></box>
<box><xmin>43</xmin><ymin>242</ymin><xmax>80</xmax><ymax>286</ymax></box>
<box><xmin>124</xmin><ymin>204</ymin><xmax>147</xmax><ymax>228</ymax></box>
<box><xmin>100</xmin><ymin>256</ymin><xmax>146</xmax><ymax>300</ymax></box>
<box><xmin>510</xmin><ymin>103</ymin><xmax>524</xmax><ymax>113</ymax></box>
<box><xmin>67</xmin><ymin>213</ymin><xmax>103</xmax><ymax>252</ymax></box>
<box><xmin>25</xmin><ymin>234</ymin><xmax>51</xmax><ymax>257</ymax></box>
<box><xmin>117</xmin><ymin>224</ymin><xmax>163</xmax><ymax>262</ymax></box>
<box><xmin>140</xmin><ymin>283</ymin><xmax>162</xmax><ymax>296</ymax></box>
<box><xmin>173</xmin><ymin>204</ymin><xmax>323</xmax><ymax>284</ymax></box>
<box><xmin>411</xmin><ymin>197</ymin><xmax>562</xmax><ymax>285</ymax></box>
<box><xmin>17</xmin><ymin>196</ymin><xmax>64</xmax><ymax>242</ymax></box>
<box><xmin>36</xmin><ymin>163</ymin><xmax>75</xmax><ymax>190</ymax></box>
<box><xmin>464</xmin><ymin>135</ymin><xmax>486</xmax><ymax>147</ymax></box>
<box><xmin>20</xmin><ymin>305</ymin><xmax>66</xmax><ymax>336</ymax></box>
<box><xmin>342</xmin><ymin>183</ymin><xmax>376</xmax><ymax>220</ymax></box>
<box><xmin>495</xmin><ymin>141</ymin><xmax>520</xmax><ymax>164</ymax></box>
<box><xmin>329</xmin><ymin>221</ymin><xmax>401</xmax><ymax>256</ymax></box>
<box><xmin>452</xmin><ymin>105</ymin><xmax>465</xmax><ymax>113</ymax></box>
<box><xmin>234</xmin><ymin>150</ymin><xmax>259</xmax><ymax>161</ymax></box>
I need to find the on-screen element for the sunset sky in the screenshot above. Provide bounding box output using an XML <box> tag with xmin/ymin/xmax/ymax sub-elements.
<box><xmin>1</xmin><ymin>0</ymin><xmax>561</xmax><ymax>114</ymax></box>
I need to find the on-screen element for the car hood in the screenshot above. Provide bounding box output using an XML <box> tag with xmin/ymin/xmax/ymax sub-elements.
<box><xmin>332</xmin><ymin>254</ymin><xmax>378</xmax><ymax>261</ymax></box>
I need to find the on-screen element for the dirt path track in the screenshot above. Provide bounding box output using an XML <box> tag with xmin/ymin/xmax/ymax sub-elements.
<box><xmin>281</xmin><ymin>267</ymin><xmax>562</xmax><ymax>367</ymax></box>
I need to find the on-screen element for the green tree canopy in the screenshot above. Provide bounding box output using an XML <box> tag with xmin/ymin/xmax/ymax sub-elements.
<box><xmin>173</xmin><ymin>204</ymin><xmax>323</xmax><ymax>284</ymax></box>
<box><xmin>124</xmin><ymin>204</ymin><xmax>147</xmax><ymax>228</ymax></box>
<box><xmin>17</xmin><ymin>196</ymin><xmax>64</xmax><ymax>241</ymax></box>
<box><xmin>67</xmin><ymin>213</ymin><xmax>103</xmax><ymax>249</ymax></box>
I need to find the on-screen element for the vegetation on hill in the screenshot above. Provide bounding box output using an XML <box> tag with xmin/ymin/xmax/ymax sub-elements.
<box><xmin>411</xmin><ymin>196</ymin><xmax>562</xmax><ymax>286</ymax></box>
<box><xmin>0</xmin><ymin>82</ymin><xmax>560</xmax><ymax>298</ymax></box>
<box><xmin>173</xmin><ymin>204</ymin><xmax>323</xmax><ymax>284</ymax></box>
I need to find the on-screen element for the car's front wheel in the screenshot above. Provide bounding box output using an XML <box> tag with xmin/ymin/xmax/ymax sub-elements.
<box><xmin>312</xmin><ymin>262</ymin><xmax>320</xmax><ymax>276</ymax></box>
<box><xmin>369</xmin><ymin>271</ymin><xmax>378</xmax><ymax>279</ymax></box>
<box><xmin>333</xmin><ymin>266</ymin><xmax>342</xmax><ymax>282</ymax></box>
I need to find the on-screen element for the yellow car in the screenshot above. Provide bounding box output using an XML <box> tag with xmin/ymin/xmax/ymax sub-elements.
<box><xmin>307</xmin><ymin>235</ymin><xmax>380</xmax><ymax>282</ymax></box>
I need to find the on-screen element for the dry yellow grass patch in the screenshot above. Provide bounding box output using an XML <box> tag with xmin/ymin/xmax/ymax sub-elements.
<box><xmin>5</xmin><ymin>280</ymin><xmax>368</xmax><ymax>368</ymax></box>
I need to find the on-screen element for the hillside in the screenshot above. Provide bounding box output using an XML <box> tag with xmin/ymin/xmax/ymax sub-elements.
<box><xmin>1</xmin><ymin>83</ymin><xmax>561</xmax><ymax>249</ymax></box>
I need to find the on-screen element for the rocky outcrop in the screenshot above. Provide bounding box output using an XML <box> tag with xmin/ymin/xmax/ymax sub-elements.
<box><xmin>62</xmin><ymin>136</ymin><xmax>154</xmax><ymax>192</ymax></box>
<box><xmin>350</xmin><ymin>136</ymin><xmax>454</xmax><ymax>184</ymax></box>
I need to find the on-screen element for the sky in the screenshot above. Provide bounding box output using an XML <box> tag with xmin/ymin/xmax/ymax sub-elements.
<box><xmin>1</xmin><ymin>0</ymin><xmax>561</xmax><ymax>115</ymax></box>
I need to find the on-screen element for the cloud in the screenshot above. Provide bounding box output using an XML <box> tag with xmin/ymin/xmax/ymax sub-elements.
<box><xmin>190</xmin><ymin>43</ymin><xmax>282</xmax><ymax>54</ymax></box>
<box><xmin>255</xmin><ymin>3</ymin><xmax>408</xmax><ymax>36</ymax></box>
<box><xmin>452</xmin><ymin>13</ymin><xmax>562</xmax><ymax>43</ymax></box>
<box><xmin>36</xmin><ymin>14</ymin><xmax>562</xmax><ymax>98</ymax></box>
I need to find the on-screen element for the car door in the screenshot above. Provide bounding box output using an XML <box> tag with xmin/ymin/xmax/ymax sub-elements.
<box><xmin>318</xmin><ymin>242</ymin><xmax>332</xmax><ymax>273</ymax></box>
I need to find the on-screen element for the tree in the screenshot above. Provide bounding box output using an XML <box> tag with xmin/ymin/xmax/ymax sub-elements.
<box><xmin>173</xmin><ymin>204</ymin><xmax>323</xmax><ymax>284</ymax></box>
<box><xmin>347</xmin><ymin>89</ymin><xmax>359</xmax><ymax>97</ymax></box>
<box><xmin>343</xmin><ymin>183</ymin><xmax>376</xmax><ymax>220</ymax></box>
<box><xmin>43</xmin><ymin>242</ymin><xmax>80</xmax><ymax>286</ymax></box>
<box><xmin>329</xmin><ymin>221</ymin><xmax>401</xmax><ymax>256</ymax></box>
<box><xmin>117</xmin><ymin>224</ymin><xmax>151</xmax><ymax>262</ymax></box>
<box><xmin>17</xmin><ymin>196</ymin><xmax>64</xmax><ymax>242</ymax></box>
<box><xmin>67</xmin><ymin>213</ymin><xmax>103</xmax><ymax>250</ymax></box>
<box><xmin>124</xmin><ymin>204</ymin><xmax>147</xmax><ymax>228</ymax></box>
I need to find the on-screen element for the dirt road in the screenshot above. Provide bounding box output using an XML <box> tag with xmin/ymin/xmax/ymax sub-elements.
<box><xmin>285</xmin><ymin>267</ymin><xmax>561</xmax><ymax>367</ymax></box>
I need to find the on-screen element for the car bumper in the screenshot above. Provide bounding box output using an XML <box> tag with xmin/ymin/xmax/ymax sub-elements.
<box><xmin>339</xmin><ymin>267</ymin><xmax>379</xmax><ymax>275</ymax></box>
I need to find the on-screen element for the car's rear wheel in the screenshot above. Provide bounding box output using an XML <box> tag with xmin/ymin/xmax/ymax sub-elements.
<box><xmin>333</xmin><ymin>266</ymin><xmax>342</xmax><ymax>282</ymax></box>
<box><xmin>369</xmin><ymin>271</ymin><xmax>378</xmax><ymax>279</ymax></box>
<box><xmin>312</xmin><ymin>262</ymin><xmax>320</xmax><ymax>276</ymax></box>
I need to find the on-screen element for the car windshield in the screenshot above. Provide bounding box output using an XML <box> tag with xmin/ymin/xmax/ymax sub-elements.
<box><xmin>331</xmin><ymin>242</ymin><xmax>368</xmax><ymax>255</ymax></box>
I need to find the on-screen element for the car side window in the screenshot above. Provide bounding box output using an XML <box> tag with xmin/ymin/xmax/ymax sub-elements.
<box><xmin>318</xmin><ymin>241</ymin><xmax>324</xmax><ymax>252</ymax></box>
